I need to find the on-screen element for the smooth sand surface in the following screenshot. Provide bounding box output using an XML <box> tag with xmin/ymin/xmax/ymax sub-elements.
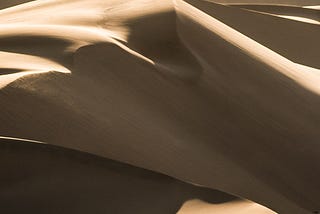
<box><xmin>178</xmin><ymin>199</ymin><xmax>275</xmax><ymax>214</ymax></box>
<box><xmin>0</xmin><ymin>0</ymin><xmax>319</xmax><ymax>213</ymax></box>
<box><xmin>0</xmin><ymin>0</ymin><xmax>32</xmax><ymax>9</ymax></box>
<box><xmin>228</xmin><ymin>4</ymin><xmax>320</xmax><ymax>24</ymax></box>
<box><xmin>209</xmin><ymin>0</ymin><xmax>320</xmax><ymax>6</ymax></box>
<box><xmin>0</xmin><ymin>138</ymin><xmax>241</xmax><ymax>213</ymax></box>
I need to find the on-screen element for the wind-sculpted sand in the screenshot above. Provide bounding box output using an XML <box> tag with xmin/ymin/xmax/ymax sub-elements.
<box><xmin>0</xmin><ymin>0</ymin><xmax>319</xmax><ymax>213</ymax></box>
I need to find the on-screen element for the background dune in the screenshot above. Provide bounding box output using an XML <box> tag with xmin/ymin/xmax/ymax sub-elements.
<box><xmin>209</xmin><ymin>0</ymin><xmax>320</xmax><ymax>6</ymax></box>
<box><xmin>0</xmin><ymin>0</ymin><xmax>319</xmax><ymax>213</ymax></box>
<box><xmin>228</xmin><ymin>4</ymin><xmax>320</xmax><ymax>24</ymax></box>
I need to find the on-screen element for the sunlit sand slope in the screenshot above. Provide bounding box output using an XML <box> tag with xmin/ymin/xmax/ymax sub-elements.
<box><xmin>0</xmin><ymin>0</ymin><xmax>319</xmax><ymax>213</ymax></box>
<box><xmin>228</xmin><ymin>4</ymin><xmax>320</xmax><ymax>24</ymax></box>
<box><xmin>178</xmin><ymin>199</ymin><xmax>274</xmax><ymax>214</ymax></box>
<box><xmin>209</xmin><ymin>0</ymin><xmax>320</xmax><ymax>6</ymax></box>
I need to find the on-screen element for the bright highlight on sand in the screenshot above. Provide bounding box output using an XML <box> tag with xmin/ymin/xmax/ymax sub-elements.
<box><xmin>0</xmin><ymin>0</ymin><xmax>319</xmax><ymax>214</ymax></box>
<box><xmin>175</xmin><ymin>0</ymin><xmax>320</xmax><ymax>96</ymax></box>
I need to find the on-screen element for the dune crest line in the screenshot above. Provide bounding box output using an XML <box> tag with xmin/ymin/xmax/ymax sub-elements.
<box><xmin>1</xmin><ymin>0</ymin><xmax>319</xmax><ymax>214</ymax></box>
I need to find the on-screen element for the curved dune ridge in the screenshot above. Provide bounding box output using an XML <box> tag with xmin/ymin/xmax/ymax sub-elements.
<box><xmin>228</xmin><ymin>4</ymin><xmax>320</xmax><ymax>24</ymax></box>
<box><xmin>0</xmin><ymin>137</ymin><xmax>239</xmax><ymax>214</ymax></box>
<box><xmin>0</xmin><ymin>0</ymin><xmax>319</xmax><ymax>213</ymax></box>
<box><xmin>0</xmin><ymin>137</ymin><xmax>274</xmax><ymax>214</ymax></box>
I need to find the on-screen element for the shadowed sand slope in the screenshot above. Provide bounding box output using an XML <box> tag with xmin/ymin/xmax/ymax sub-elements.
<box><xmin>0</xmin><ymin>0</ymin><xmax>320</xmax><ymax>213</ymax></box>
<box><xmin>183</xmin><ymin>0</ymin><xmax>320</xmax><ymax>69</ymax></box>
<box><xmin>0</xmin><ymin>0</ymin><xmax>31</xmax><ymax>9</ymax></box>
<box><xmin>0</xmin><ymin>138</ymin><xmax>242</xmax><ymax>214</ymax></box>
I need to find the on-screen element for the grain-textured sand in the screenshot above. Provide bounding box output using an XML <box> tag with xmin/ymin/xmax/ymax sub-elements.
<box><xmin>0</xmin><ymin>0</ymin><xmax>319</xmax><ymax>213</ymax></box>
<box><xmin>0</xmin><ymin>138</ymin><xmax>242</xmax><ymax>213</ymax></box>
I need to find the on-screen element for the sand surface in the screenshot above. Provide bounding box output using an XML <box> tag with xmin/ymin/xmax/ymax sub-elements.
<box><xmin>0</xmin><ymin>138</ymin><xmax>241</xmax><ymax>213</ymax></box>
<box><xmin>0</xmin><ymin>0</ymin><xmax>319</xmax><ymax>213</ymax></box>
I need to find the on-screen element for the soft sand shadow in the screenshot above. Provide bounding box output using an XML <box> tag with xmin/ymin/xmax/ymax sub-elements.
<box><xmin>0</xmin><ymin>138</ymin><xmax>236</xmax><ymax>214</ymax></box>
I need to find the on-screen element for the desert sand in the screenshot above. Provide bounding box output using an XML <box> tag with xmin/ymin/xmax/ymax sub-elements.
<box><xmin>0</xmin><ymin>137</ymin><xmax>241</xmax><ymax>213</ymax></box>
<box><xmin>0</xmin><ymin>0</ymin><xmax>319</xmax><ymax>213</ymax></box>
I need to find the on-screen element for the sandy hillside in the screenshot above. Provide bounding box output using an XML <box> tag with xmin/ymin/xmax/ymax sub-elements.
<box><xmin>0</xmin><ymin>138</ymin><xmax>242</xmax><ymax>214</ymax></box>
<box><xmin>0</xmin><ymin>0</ymin><xmax>319</xmax><ymax>213</ymax></box>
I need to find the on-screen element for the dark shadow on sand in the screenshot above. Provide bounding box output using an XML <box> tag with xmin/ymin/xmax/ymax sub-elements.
<box><xmin>0</xmin><ymin>138</ymin><xmax>236</xmax><ymax>214</ymax></box>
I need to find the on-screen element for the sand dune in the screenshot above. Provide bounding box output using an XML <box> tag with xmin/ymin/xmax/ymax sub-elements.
<box><xmin>178</xmin><ymin>199</ymin><xmax>274</xmax><ymax>214</ymax></box>
<box><xmin>228</xmin><ymin>4</ymin><xmax>320</xmax><ymax>24</ymax></box>
<box><xmin>0</xmin><ymin>0</ymin><xmax>319</xmax><ymax>213</ymax></box>
<box><xmin>211</xmin><ymin>0</ymin><xmax>320</xmax><ymax>6</ymax></box>
<box><xmin>0</xmin><ymin>51</ymin><xmax>70</xmax><ymax>88</ymax></box>
<box><xmin>304</xmin><ymin>5</ymin><xmax>320</xmax><ymax>10</ymax></box>
<box><xmin>0</xmin><ymin>137</ymin><xmax>242</xmax><ymax>213</ymax></box>
<box><xmin>0</xmin><ymin>0</ymin><xmax>32</xmax><ymax>9</ymax></box>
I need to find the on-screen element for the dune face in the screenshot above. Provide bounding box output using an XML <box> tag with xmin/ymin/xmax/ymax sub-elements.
<box><xmin>0</xmin><ymin>138</ymin><xmax>240</xmax><ymax>214</ymax></box>
<box><xmin>0</xmin><ymin>1</ymin><xmax>31</xmax><ymax>9</ymax></box>
<box><xmin>207</xmin><ymin>0</ymin><xmax>320</xmax><ymax>6</ymax></box>
<box><xmin>228</xmin><ymin>4</ymin><xmax>320</xmax><ymax>25</ymax></box>
<box><xmin>178</xmin><ymin>199</ymin><xmax>275</xmax><ymax>214</ymax></box>
<box><xmin>0</xmin><ymin>0</ymin><xmax>319</xmax><ymax>213</ymax></box>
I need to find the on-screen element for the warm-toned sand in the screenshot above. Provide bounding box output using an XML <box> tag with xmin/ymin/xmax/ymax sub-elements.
<box><xmin>0</xmin><ymin>0</ymin><xmax>319</xmax><ymax>213</ymax></box>
<box><xmin>209</xmin><ymin>0</ymin><xmax>320</xmax><ymax>5</ymax></box>
<box><xmin>178</xmin><ymin>199</ymin><xmax>275</xmax><ymax>214</ymax></box>
<box><xmin>0</xmin><ymin>138</ymin><xmax>243</xmax><ymax>213</ymax></box>
<box><xmin>229</xmin><ymin>4</ymin><xmax>320</xmax><ymax>24</ymax></box>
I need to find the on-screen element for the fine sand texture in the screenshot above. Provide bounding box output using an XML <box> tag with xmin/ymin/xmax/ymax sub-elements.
<box><xmin>0</xmin><ymin>0</ymin><xmax>319</xmax><ymax>213</ymax></box>
<box><xmin>0</xmin><ymin>138</ymin><xmax>242</xmax><ymax>214</ymax></box>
